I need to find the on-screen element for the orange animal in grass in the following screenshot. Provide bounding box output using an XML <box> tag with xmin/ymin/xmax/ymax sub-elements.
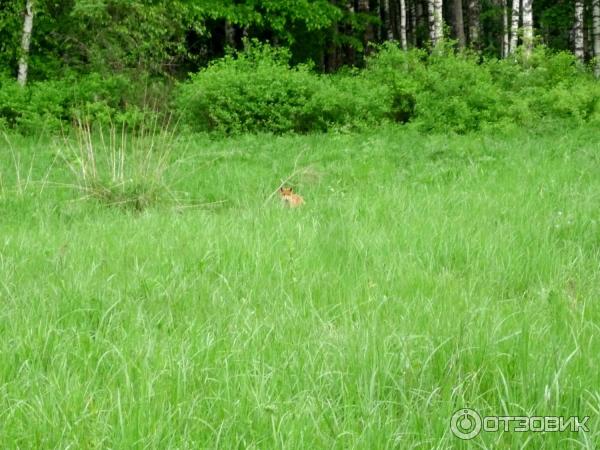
<box><xmin>279</xmin><ymin>187</ymin><xmax>304</xmax><ymax>208</ymax></box>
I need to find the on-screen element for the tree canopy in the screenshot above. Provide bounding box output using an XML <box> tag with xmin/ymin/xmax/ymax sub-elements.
<box><xmin>0</xmin><ymin>0</ymin><xmax>591</xmax><ymax>81</ymax></box>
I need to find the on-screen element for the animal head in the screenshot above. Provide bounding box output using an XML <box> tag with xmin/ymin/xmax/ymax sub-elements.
<box><xmin>279</xmin><ymin>187</ymin><xmax>294</xmax><ymax>196</ymax></box>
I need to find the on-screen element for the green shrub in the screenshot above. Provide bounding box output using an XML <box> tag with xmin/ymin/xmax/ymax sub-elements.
<box><xmin>176</xmin><ymin>43</ymin><xmax>312</xmax><ymax>134</ymax></box>
<box><xmin>0</xmin><ymin>76</ymin><xmax>28</xmax><ymax>129</ymax></box>
<box><xmin>175</xmin><ymin>41</ymin><xmax>393</xmax><ymax>135</ymax></box>
<box><xmin>3</xmin><ymin>41</ymin><xmax>600</xmax><ymax>136</ymax></box>
<box><xmin>0</xmin><ymin>73</ymin><xmax>167</xmax><ymax>134</ymax></box>
<box><xmin>362</xmin><ymin>43</ymin><xmax>597</xmax><ymax>133</ymax></box>
<box><xmin>362</xmin><ymin>43</ymin><xmax>425</xmax><ymax>125</ymax></box>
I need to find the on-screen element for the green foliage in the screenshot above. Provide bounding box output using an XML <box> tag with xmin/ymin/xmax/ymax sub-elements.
<box><xmin>176</xmin><ymin>43</ymin><xmax>314</xmax><ymax>134</ymax></box>
<box><xmin>487</xmin><ymin>47</ymin><xmax>600</xmax><ymax>123</ymax></box>
<box><xmin>64</xmin><ymin>0</ymin><xmax>194</xmax><ymax>75</ymax></box>
<box><xmin>0</xmin><ymin>0</ymin><xmax>198</xmax><ymax>79</ymax></box>
<box><xmin>1</xmin><ymin>0</ymin><xmax>346</xmax><ymax>78</ymax></box>
<box><xmin>363</xmin><ymin>44</ymin><xmax>600</xmax><ymax>133</ymax></box>
<box><xmin>3</xmin><ymin>39</ymin><xmax>600</xmax><ymax>136</ymax></box>
<box><xmin>176</xmin><ymin>41</ymin><xmax>389</xmax><ymax>134</ymax></box>
<box><xmin>176</xmin><ymin>42</ymin><xmax>600</xmax><ymax>135</ymax></box>
<box><xmin>0</xmin><ymin>0</ymin><xmax>588</xmax><ymax>83</ymax></box>
<box><xmin>0</xmin><ymin>73</ymin><xmax>167</xmax><ymax>134</ymax></box>
<box><xmin>412</xmin><ymin>51</ymin><xmax>513</xmax><ymax>133</ymax></box>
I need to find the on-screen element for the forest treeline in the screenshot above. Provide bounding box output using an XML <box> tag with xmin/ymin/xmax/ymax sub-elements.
<box><xmin>1</xmin><ymin>0</ymin><xmax>599</xmax><ymax>135</ymax></box>
<box><xmin>1</xmin><ymin>0</ymin><xmax>598</xmax><ymax>79</ymax></box>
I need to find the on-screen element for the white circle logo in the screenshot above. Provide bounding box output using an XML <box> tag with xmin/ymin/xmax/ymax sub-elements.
<box><xmin>450</xmin><ymin>408</ymin><xmax>482</xmax><ymax>440</ymax></box>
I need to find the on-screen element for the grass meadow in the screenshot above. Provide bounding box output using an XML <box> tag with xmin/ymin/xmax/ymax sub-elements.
<box><xmin>1</xmin><ymin>124</ymin><xmax>600</xmax><ymax>448</ymax></box>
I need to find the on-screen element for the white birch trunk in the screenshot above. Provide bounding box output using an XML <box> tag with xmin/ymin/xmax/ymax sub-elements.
<box><xmin>509</xmin><ymin>0</ymin><xmax>520</xmax><ymax>54</ymax></box>
<box><xmin>400</xmin><ymin>0</ymin><xmax>408</xmax><ymax>49</ymax></box>
<box><xmin>501</xmin><ymin>0</ymin><xmax>509</xmax><ymax>57</ymax></box>
<box><xmin>594</xmin><ymin>0</ymin><xmax>600</xmax><ymax>76</ymax></box>
<box><xmin>17</xmin><ymin>0</ymin><xmax>34</xmax><ymax>87</ymax></box>
<box><xmin>574</xmin><ymin>0</ymin><xmax>585</xmax><ymax>62</ymax></box>
<box><xmin>428</xmin><ymin>0</ymin><xmax>436</xmax><ymax>43</ymax></box>
<box><xmin>522</xmin><ymin>0</ymin><xmax>533</xmax><ymax>57</ymax></box>
<box><xmin>433</xmin><ymin>0</ymin><xmax>444</xmax><ymax>46</ymax></box>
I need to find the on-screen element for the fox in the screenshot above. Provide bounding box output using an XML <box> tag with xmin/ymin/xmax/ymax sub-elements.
<box><xmin>279</xmin><ymin>187</ymin><xmax>304</xmax><ymax>208</ymax></box>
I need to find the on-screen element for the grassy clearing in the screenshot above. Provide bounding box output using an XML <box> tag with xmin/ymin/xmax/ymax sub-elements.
<box><xmin>0</xmin><ymin>124</ymin><xmax>599</xmax><ymax>448</ymax></box>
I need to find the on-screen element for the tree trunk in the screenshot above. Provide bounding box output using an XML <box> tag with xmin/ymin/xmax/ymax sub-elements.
<box><xmin>325</xmin><ymin>20</ymin><xmax>340</xmax><ymax>72</ymax></box>
<box><xmin>594</xmin><ymin>0</ymin><xmax>600</xmax><ymax>76</ymax></box>
<box><xmin>224</xmin><ymin>20</ymin><xmax>235</xmax><ymax>48</ymax></box>
<box><xmin>574</xmin><ymin>0</ymin><xmax>585</xmax><ymax>62</ymax></box>
<box><xmin>17</xmin><ymin>0</ymin><xmax>34</xmax><ymax>87</ymax></box>
<box><xmin>522</xmin><ymin>0</ymin><xmax>533</xmax><ymax>57</ymax></box>
<box><xmin>376</xmin><ymin>0</ymin><xmax>382</xmax><ymax>40</ymax></box>
<box><xmin>410</xmin><ymin>0</ymin><xmax>418</xmax><ymax>46</ymax></box>
<box><xmin>389</xmin><ymin>0</ymin><xmax>399</xmax><ymax>39</ymax></box>
<box><xmin>586</xmin><ymin>3</ymin><xmax>593</xmax><ymax>60</ymax></box>
<box><xmin>416</xmin><ymin>0</ymin><xmax>425</xmax><ymax>46</ymax></box>
<box><xmin>453</xmin><ymin>0</ymin><xmax>466</xmax><ymax>49</ymax></box>
<box><xmin>345</xmin><ymin>1</ymin><xmax>356</xmax><ymax>65</ymax></box>
<box><xmin>436</xmin><ymin>0</ymin><xmax>444</xmax><ymax>44</ymax></box>
<box><xmin>501</xmin><ymin>0</ymin><xmax>509</xmax><ymax>57</ymax></box>
<box><xmin>358</xmin><ymin>0</ymin><xmax>374</xmax><ymax>51</ymax></box>
<box><xmin>468</xmin><ymin>0</ymin><xmax>480</xmax><ymax>48</ymax></box>
<box><xmin>383</xmin><ymin>0</ymin><xmax>394</xmax><ymax>40</ymax></box>
<box><xmin>430</xmin><ymin>0</ymin><xmax>443</xmax><ymax>46</ymax></box>
<box><xmin>400</xmin><ymin>0</ymin><xmax>408</xmax><ymax>49</ymax></box>
<box><xmin>428</xmin><ymin>0</ymin><xmax>436</xmax><ymax>43</ymax></box>
<box><xmin>509</xmin><ymin>0</ymin><xmax>520</xmax><ymax>54</ymax></box>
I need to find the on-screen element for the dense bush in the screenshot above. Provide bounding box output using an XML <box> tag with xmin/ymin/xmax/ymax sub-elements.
<box><xmin>0</xmin><ymin>73</ymin><xmax>167</xmax><ymax>134</ymax></box>
<box><xmin>175</xmin><ymin>42</ymin><xmax>389</xmax><ymax>134</ymax></box>
<box><xmin>364</xmin><ymin>43</ymin><xmax>600</xmax><ymax>133</ymax></box>
<box><xmin>175</xmin><ymin>42</ymin><xmax>600</xmax><ymax>135</ymax></box>
<box><xmin>3</xmin><ymin>42</ymin><xmax>600</xmax><ymax>136</ymax></box>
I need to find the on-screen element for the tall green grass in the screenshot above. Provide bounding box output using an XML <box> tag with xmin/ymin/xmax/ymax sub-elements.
<box><xmin>0</xmin><ymin>124</ymin><xmax>599</xmax><ymax>448</ymax></box>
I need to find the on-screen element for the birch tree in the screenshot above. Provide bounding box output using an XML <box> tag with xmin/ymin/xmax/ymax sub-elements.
<box><xmin>574</xmin><ymin>0</ymin><xmax>585</xmax><ymax>62</ymax></box>
<box><xmin>500</xmin><ymin>0</ymin><xmax>509</xmax><ymax>57</ymax></box>
<box><xmin>522</xmin><ymin>0</ymin><xmax>533</xmax><ymax>57</ymax></box>
<box><xmin>435</xmin><ymin>0</ymin><xmax>444</xmax><ymax>44</ymax></box>
<box><xmin>509</xmin><ymin>0</ymin><xmax>520</xmax><ymax>54</ymax></box>
<box><xmin>594</xmin><ymin>0</ymin><xmax>600</xmax><ymax>76</ymax></box>
<box><xmin>17</xmin><ymin>0</ymin><xmax>34</xmax><ymax>86</ymax></box>
<box><xmin>428</xmin><ymin>0</ymin><xmax>436</xmax><ymax>43</ymax></box>
<box><xmin>453</xmin><ymin>0</ymin><xmax>466</xmax><ymax>49</ymax></box>
<box><xmin>429</xmin><ymin>0</ymin><xmax>443</xmax><ymax>46</ymax></box>
<box><xmin>400</xmin><ymin>0</ymin><xmax>408</xmax><ymax>49</ymax></box>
